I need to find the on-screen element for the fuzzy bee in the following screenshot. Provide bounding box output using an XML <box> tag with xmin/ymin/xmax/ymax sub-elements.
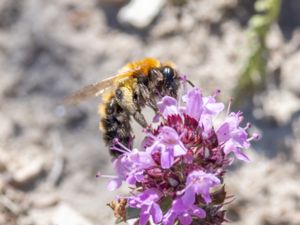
<box><xmin>65</xmin><ymin>58</ymin><xmax>180</xmax><ymax>156</ymax></box>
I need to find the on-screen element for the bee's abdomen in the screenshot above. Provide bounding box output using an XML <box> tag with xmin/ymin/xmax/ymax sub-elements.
<box><xmin>100</xmin><ymin>97</ymin><xmax>132</xmax><ymax>157</ymax></box>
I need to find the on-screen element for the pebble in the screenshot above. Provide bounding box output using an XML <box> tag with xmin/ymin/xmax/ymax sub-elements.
<box><xmin>52</xmin><ymin>203</ymin><xmax>93</xmax><ymax>225</ymax></box>
<box><xmin>118</xmin><ymin>0</ymin><xmax>166</xmax><ymax>28</ymax></box>
<box><xmin>0</xmin><ymin>178</ymin><xmax>5</xmax><ymax>193</ymax></box>
<box><xmin>0</xmin><ymin>112</ymin><xmax>13</xmax><ymax>142</ymax></box>
<box><xmin>11</xmin><ymin>158</ymin><xmax>45</xmax><ymax>188</ymax></box>
<box><xmin>262</xmin><ymin>89</ymin><xmax>300</xmax><ymax>125</ymax></box>
<box><xmin>31</xmin><ymin>194</ymin><xmax>60</xmax><ymax>208</ymax></box>
<box><xmin>0</xmin><ymin>158</ymin><xmax>6</xmax><ymax>173</ymax></box>
<box><xmin>281</xmin><ymin>51</ymin><xmax>300</xmax><ymax>97</ymax></box>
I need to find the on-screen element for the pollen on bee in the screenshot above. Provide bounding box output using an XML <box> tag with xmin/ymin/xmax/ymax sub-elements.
<box><xmin>98</xmin><ymin>103</ymin><xmax>106</xmax><ymax>117</ymax></box>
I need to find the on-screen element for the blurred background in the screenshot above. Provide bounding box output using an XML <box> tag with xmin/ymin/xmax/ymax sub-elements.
<box><xmin>0</xmin><ymin>0</ymin><xmax>300</xmax><ymax>224</ymax></box>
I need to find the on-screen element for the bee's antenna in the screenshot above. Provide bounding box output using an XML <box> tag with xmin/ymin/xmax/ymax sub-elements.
<box><xmin>179</xmin><ymin>75</ymin><xmax>195</xmax><ymax>87</ymax></box>
<box><xmin>186</xmin><ymin>79</ymin><xmax>195</xmax><ymax>87</ymax></box>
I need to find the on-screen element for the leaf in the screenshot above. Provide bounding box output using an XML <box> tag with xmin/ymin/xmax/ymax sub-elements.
<box><xmin>250</xmin><ymin>15</ymin><xmax>268</xmax><ymax>29</ymax></box>
<box><xmin>126</xmin><ymin>207</ymin><xmax>140</xmax><ymax>220</ymax></box>
<box><xmin>255</xmin><ymin>0</ymin><xmax>271</xmax><ymax>11</ymax></box>
<box><xmin>159</xmin><ymin>196</ymin><xmax>173</xmax><ymax>213</ymax></box>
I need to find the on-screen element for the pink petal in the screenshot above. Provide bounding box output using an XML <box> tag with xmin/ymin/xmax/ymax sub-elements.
<box><xmin>173</xmin><ymin>144</ymin><xmax>187</xmax><ymax>156</ymax></box>
<box><xmin>182</xmin><ymin>187</ymin><xmax>195</xmax><ymax>206</ymax></box>
<box><xmin>191</xmin><ymin>206</ymin><xmax>206</xmax><ymax>218</ymax></box>
<box><xmin>151</xmin><ymin>203</ymin><xmax>163</xmax><ymax>224</ymax></box>
<box><xmin>179</xmin><ymin>213</ymin><xmax>192</xmax><ymax>225</ymax></box>
<box><xmin>185</xmin><ymin>88</ymin><xmax>203</xmax><ymax>121</ymax></box>
<box><xmin>140</xmin><ymin>209</ymin><xmax>150</xmax><ymax>225</ymax></box>
<box><xmin>158</xmin><ymin>96</ymin><xmax>179</xmax><ymax>118</ymax></box>
<box><xmin>235</xmin><ymin>149</ymin><xmax>250</xmax><ymax>162</ymax></box>
<box><xmin>161</xmin><ymin>149</ymin><xmax>173</xmax><ymax>169</ymax></box>
<box><xmin>162</xmin><ymin>211</ymin><xmax>177</xmax><ymax>225</ymax></box>
<box><xmin>216</xmin><ymin>123</ymin><xmax>230</xmax><ymax>143</ymax></box>
<box><xmin>107</xmin><ymin>179</ymin><xmax>122</xmax><ymax>191</ymax></box>
<box><xmin>205</xmin><ymin>101</ymin><xmax>224</xmax><ymax>115</ymax></box>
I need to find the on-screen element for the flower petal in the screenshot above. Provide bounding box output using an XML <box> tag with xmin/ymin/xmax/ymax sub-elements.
<box><xmin>161</xmin><ymin>148</ymin><xmax>173</xmax><ymax>169</ymax></box>
<box><xmin>173</xmin><ymin>144</ymin><xmax>187</xmax><ymax>156</ymax></box>
<box><xmin>139</xmin><ymin>205</ymin><xmax>151</xmax><ymax>225</ymax></box>
<box><xmin>158</xmin><ymin>96</ymin><xmax>179</xmax><ymax>118</ymax></box>
<box><xmin>202</xmin><ymin>96</ymin><xmax>224</xmax><ymax>115</ymax></box>
<box><xmin>216</xmin><ymin>123</ymin><xmax>231</xmax><ymax>143</ymax></box>
<box><xmin>107</xmin><ymin>179</ymin><xmax>122</xmax><ymax>191</ymax></box>
<box><xmin>179</xmin><ymin>213</ymin><xmax>192</xmax><ymax>225</ymax></box>
<box><xmin>191</xmin><ymin>205</ymin><xmax>206</xmax><ymax>218</ymax></box>
<box><xmin>185</xmin><ymin>88</ymin><xmax>203</xmax><ymax>121</ymax></box>
<box><xmin>150</xmin><ymin>203</ymin><xmax>163</xmax><ymax>224</ymax></box>
<box><xmin>234</xmin><ymin>149</ymin><xmax>250</xmax><ymax>162</ymax></box>
<box><xmin>182</xmin><ymin>186</ymin><xmax>195</xmax><ymax>206</ymax></box>
<box><xmin>162</xmin><ymin>211</ymin><xmax>177</xmax><ymax>225</ymax></box>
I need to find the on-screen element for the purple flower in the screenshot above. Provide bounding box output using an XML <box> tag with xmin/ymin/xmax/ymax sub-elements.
<box><xmin>202</xmin><ymin>95</ymin><xmax>224</xmax><ymax>116</ymax></box>
<box><xmin>107</xmin><ymin>149</ymin><xmax>155</xmax><ymax>191</ymax></box>
<box><xmin>182</xmin><ymin>170</ymin><xmax>220</xmax><ymax>206</ymax></box>
<box><xmin>182</xmin><ymin>88</ymin><xmax>224</xmax><ymax>120</ymax></box>
<box><xmin>157</xmin><ymin>96</ymin><xmax>180</xmax><ymax>118</ymax></box>
<box><xmin>104</xmin><ymin>83</ymin><xmax>257</xmax><ymax>225</ymax></box>
<box><xmin>158</xmin><ymin>88</ymin><xmax>224</xmax><ymax>140</ymax></box>
<box><xmin>128</xmin><ymin>188</ymin><xmax>163</xmax><ymax>225</ymax></box>
<box><xmin>182</xmin><ymin>87</ymin><xmax>203</xmax><ymax>121</ymax></box>
<box><xmin>216</xmin><ymin>112</ymin><xmax>250</xmax><ymax>162</ymax></box>
<box><xmin>163</xmin><ymin>197</ymin><xmax>206</xmax><ymax>225</ymax></box>
<box><xmin>147</xmin><ymin>126</ymin><xmax>187</xmax><ymax>169</ymax></box>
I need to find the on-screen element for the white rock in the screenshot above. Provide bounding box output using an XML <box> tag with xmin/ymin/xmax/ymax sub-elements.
<box><xmin>281</xmin><ymin>52</ymin><xmax>300</xmax><ymax>97</ymax></box>
<box><xmin>118</xmin><ymin>0</ymin><xmax>166</xmax><ymax>28</ymax></box>
<box><xmin>31</xmin><ymin>193</ymin><xmax>60</xmax><ymax>208</ymax></box>
<box><xmin>0</xmin><ymin>112</ymin><xmax>13</xmax><ymax>142</ymax></box>
<box><xmin>52</xmin><ymin>203</ymin><xmax>93</xmax><ymax>225</ymax></box>
<box><xmin>262</xmin><ymin>89</ymin><xmax>300</xmax><ymax>125</ymax></box>
<box><xmin>12</xmin><ymin>157</ymin><xmax>45</xmax><ymax>187</ymax></box>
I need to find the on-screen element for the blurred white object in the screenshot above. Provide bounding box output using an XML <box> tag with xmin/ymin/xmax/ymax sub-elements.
<box><xmin>118</xmin><ymin>0</ymin><xmax>166</xmax><ymax>28</ymax></box>
<box><xmin>52</xmin><ymin>203</ymin><xmax>93</xmax><ymax>225</ymax></box>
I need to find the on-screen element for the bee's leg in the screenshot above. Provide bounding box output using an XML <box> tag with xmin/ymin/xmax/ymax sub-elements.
<box><xmin>132</xmin><ymin>111</ymin><xmax>147</xmax><ymax>128</ymax></box>
<box><xmin>146</xmin><ymin>99</ymin><xmax>159</xmax><ymax>113</ymax></box>
<box><xmin>149</xmin><ymin>68</ymin><xmax>163</xmax><ymax>89</ymax></box>
<box><xmin>115</xmin><ymin>87</ymin><xmax>147</xmax><ymax>128</ymax></box>
<box><xmin>136</xmin><ymin>83</ymin><xmax>158</xmax><ymax>112</ymax></box>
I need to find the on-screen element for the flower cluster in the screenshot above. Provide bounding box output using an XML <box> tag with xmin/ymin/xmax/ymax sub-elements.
<box><xmin>103</xmin><ymin>87</ymin><xmax>258</xmax><ymax>225</ymax></box>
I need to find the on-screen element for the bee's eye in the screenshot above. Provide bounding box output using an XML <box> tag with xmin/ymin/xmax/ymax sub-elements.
<box><xmin>161</xmin><ymin>66</ymin><xmax>175</xmax><ymax>85</ymax></box>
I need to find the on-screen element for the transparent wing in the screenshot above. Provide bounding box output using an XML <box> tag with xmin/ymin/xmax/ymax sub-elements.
<box><xmin>64</xmin><ymin>76</ymin><xmax>118</xmax><ymax>105</ymax></box>
<box><xmin>64</xmin><ymin>69</ymin><xmax>137</xmax><ymax>105</ymax></box>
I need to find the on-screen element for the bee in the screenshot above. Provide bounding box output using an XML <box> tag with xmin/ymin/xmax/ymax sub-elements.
<box><xmin>65</xmin><ymin>58</ymin><xmax>180</xmax><ymax>156</ymax></box>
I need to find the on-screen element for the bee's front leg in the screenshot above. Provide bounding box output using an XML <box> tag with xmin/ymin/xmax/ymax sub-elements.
<box><xmin>115</xmin><ymin>87</ymin><xmax>147</xmax><ymax>128</ymax></box>
<box><xmin>136</xmin><ymin>83</ymin><xmax>158</xmax><ymax>112</ymax></box>
<box><xmin>132</xmin><ymin>111</ymin><xmax>147</xmax><ymax>128</ymax></box>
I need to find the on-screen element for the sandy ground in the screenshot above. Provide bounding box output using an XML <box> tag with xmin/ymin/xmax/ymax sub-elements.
<box><xmin>0</xmin><ymin>0</ymin><xmax>300</xmax><ymax>224</ymax></box>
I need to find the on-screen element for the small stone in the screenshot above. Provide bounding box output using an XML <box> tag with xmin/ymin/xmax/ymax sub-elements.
<box><xmin>31</xmin><ymin>194</ymin><xmax>60</xmax><ymax>208</ymax></box>
<box><xmin>0</xmin><ymin>178</ymin><xmax>5</xmax><ymax>193</ymax></box>
<box><xmin>52</xmin><ymin>203</ymin><xmax>93</xmax><ymax>225</ymax></box>
<box><xmin>11</xmin><ymin>158</ymin><xmax>45</xmax><ymax>188</ymax></box>
<box><xmin>118</xmin><ymin>0</ymin><xmax>166</xmax><ymax>28</ymax></box>
<box><xmin>0</xmin><ymin>112</ymin><xmax>13</xmax><ymax>142</ymax></box>
<box><xmin>281</xmin><ymin>52</ymin><xmax>300</xmax><ymax>97</ymax></box>
<box><xmin>0</xmin><ymin>158</ymin><xmax>6</xmax><ymax>173</ymax></box>
<box><xmin>262</xmin><ymin>90</ymin><xmax>300</xmax><ymax>125</ymax></box>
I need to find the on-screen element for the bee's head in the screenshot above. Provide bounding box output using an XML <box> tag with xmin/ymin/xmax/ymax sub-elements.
<box><xmin>160</xmin><ymin>66</ymin><xmax>179</xmax><ymax>97</ymax></box>
<box><xmin>161</xmin><ymin>66</ymin><xmax>176</xmax><ymax>86</ymax></box>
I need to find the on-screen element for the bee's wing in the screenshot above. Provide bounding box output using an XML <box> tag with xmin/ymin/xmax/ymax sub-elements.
<box><xmin>64</xmin><ymin>76</ymin><xmax>118</xmax><ymax>105</ymax></box>
<box><xmin>64</xmin><ymin>69</ymin><xmax>137</xmax><ymax>105</ymax></box>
